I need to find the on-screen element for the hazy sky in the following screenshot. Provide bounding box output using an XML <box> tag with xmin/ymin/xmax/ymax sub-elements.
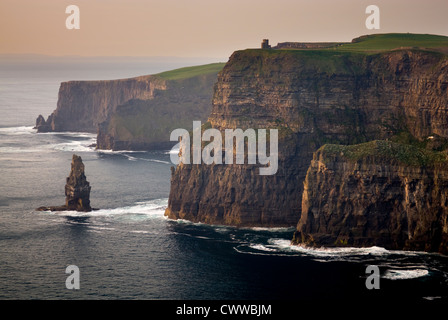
<box><xmin>1</xmin><ymin>0</ymin><xmax>447</xmax><ymax>59</ymax></box>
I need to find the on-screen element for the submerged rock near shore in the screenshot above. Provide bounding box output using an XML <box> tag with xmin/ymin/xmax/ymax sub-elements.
<box><xmin>36</xmin><ymin>154</ymin><xmax>93</xmax><ymax>212</ymax></box>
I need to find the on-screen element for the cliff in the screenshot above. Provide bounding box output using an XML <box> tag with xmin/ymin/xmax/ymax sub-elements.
<box><xmin>36</xmin><ymin>63</ymin><xmax>224</xmax><ymax>151</ymax></box>
<box><xmin>165</xmin><ymin>33</ymin><xmax>448</xmax><ymax>245</ymax></box>
<box><xmin>293</xmin><ymin>141</ymin><xmax>448</xmax><ymax>254</ymax></box>
<box><xmin>36</xmin><ymin>154</ymin><xmax>93</xmax><ymax>212</ymax></box>
<box><xmin>97</xmin><ymin>64</ymin><xmax>223</xmax><ymax>150</ymax></box>
<box><xmin>36</xmin><ymin>76</ymin><xmax>166</xmax><ymax>133</ymax></box>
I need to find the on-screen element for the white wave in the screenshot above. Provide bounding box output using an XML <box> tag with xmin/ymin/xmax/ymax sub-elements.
<box><xmin>120</xmin><ymin>154</ymin><xmax>171</xmax><ymax>164</ymax></box>
<box><xmin>0</xmin><ymin>127</ymin><xmax>97</xmax><ymax>153</ymax></box>
<box><xmin>266</xmin><ymin>239</ymin><xmax>390</xmax><ymax>257</ymax></box>
<box><xmin>35</xmin><ymin>131</ymin><xmax>97</xmax><ymax>152</ymax></box>
<box><xmin>37</xmin><ymin>131</ymin><xmax>97</xmax><ymax>138</ymax></box>
<box><xmin>0</xmin><ymin>126</ymin><xmax>35</xmax><ymax>135</ymax></box>
<box><xmin>238</xmin><ymin>239</ymin><xmax>434</xmax><ymax>266</ymax></box>
<box><xmin>130</xmin><ymin>230</ymin><xmax>151</xmax><ymax>234</ymax></box>
<box><xmin>0</xmin><ymin>146</ymin><xmax>43</xmax><ymax>153</ymax></box>
<box><xmin>99</xmin><ymin>150</ymin><xmax>171</xmax><ymax>164</ymax></box>
<box><xmin>383</xmin><ymin>268</ymin><xmax>429</xmax><ymax>280</ymax></box>
<box><xmin>0</xmin><ymin>140</ymin><xmax>95</xmax><ymax>154</ymax></box>
<box><xmin>249</xmin><ymin>244</ymin><xmax>278</xmax><ymax>252</ymax></box>
<box><xmin>87</xmin><ymin>226</ymin><xmax>117</xmax><ymax>232</ymax></box>
<box><xmin>50</xmin><ymin>139</ymin><xmax>96</xmax><ymax>152</ymax></box>
<box><xmin>39</xmin><ymin>198</ymin><xmax>168</xmax><ymax>219</ymax></box>
<box><xmin>165</xmin><ymin>148</ymin><xmax>179</xmax><ymax>155</ymax></box>
<box><xmin>97</xmin><ymin>149</ymin><xmax>146</xmax><ymax>154</ymax></box>
<box><xmin>102</xmin><ymin>199</ymin><xmax>167</xmax><ymax>217</ymax></box>
<box><xmin>243</xmin><ymin>226</ymin><xmax>296</xmax><ymax>232</ymax></box>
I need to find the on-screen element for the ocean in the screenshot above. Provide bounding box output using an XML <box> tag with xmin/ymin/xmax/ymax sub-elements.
<box><xmin>1</xmin><ymin>56</ymin><xmax>447</xmax><ymax>303</ymax></box>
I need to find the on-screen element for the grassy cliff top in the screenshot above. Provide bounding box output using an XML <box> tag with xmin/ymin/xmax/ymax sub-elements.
<box><xmin>337</xmin><ymin>33</ymin><xmax>448</xmax><ymax>52</ymax></box>
<box><xmin>253</xmin><ymin>33</ymin><xmax>448</xmax><ymax>55</ymax></box>
<box><xmin>227</xmin><ymin>33</ymin><xmax>448</xmax><ymax>77</ymax></box>
<box><xmin>155</xmin><ymin>62</ymin><xmax>226</xmax><ymax>80</ymax></box>
<box><xmin>319</xmin><ymin>140</ymin><xmax>448</xmax><ymax>167</ymax></box>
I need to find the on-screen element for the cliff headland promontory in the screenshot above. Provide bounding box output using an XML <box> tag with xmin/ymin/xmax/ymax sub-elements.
<box><xmin>166</xmin><ymin>33</ymin><xmax>448</xmax><ymax>253</ymax></box>
<box><xmin>36</xmin><ymin>63</ymin><xmax>225</xmax><ymax>151</ymax></box>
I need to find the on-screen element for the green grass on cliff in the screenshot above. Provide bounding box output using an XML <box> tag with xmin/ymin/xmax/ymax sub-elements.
<box><xmin>337</xmin><ymin>33</ymin><xmax>448</xmax><ymax>52</ymax></box>
<box><xmin>155</xmin><ymin>63</ymin><xmax>225</xmax><ymax>80</ymax></box>
<box><xmin>266</xmin><ymin>33</ymin><xmax>448</xmax><ymax>54</ymax></box>
<box><xmin>319</xmin><ymin>140</ymin><xmax>448</xmax><ymax>167</ymax></box>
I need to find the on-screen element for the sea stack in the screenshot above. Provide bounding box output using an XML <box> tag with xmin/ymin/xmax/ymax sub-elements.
<box><xmin>64</xmin><ymin>154</ymin><xmax>92</xmax><ymax>212</ymax></box>
<box><xmin>36</xmin><ymin>154</ymin><xmax>92</xmax><ymax>212</ymax></box>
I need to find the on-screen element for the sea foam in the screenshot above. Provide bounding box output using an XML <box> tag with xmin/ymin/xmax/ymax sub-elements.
<box><xmin>39</xmin><ymin>198</ymin><xmax>168</xmax><ymax>219</ymax></box>
<box><xmin>383</xmin><ymin>268</ymin><xmax>429</xmax><ymax>280</ymax></box>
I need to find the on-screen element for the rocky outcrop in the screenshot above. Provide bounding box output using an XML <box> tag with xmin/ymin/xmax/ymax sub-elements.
<box><xmin>165</xmin><ymin>34</ymin><xmax>448</xmax><ymax>233</ymax></box>
<box><xmin>96</xmin><ymin>70</ymin><xmax>220</xmax><ymax>151</ymax></box>
<box><xmin>34</xmin><ymin>115</ymin><xmax>48</xmax><ymax>131</ymax></box>
<box><xmin>36</xmin><ymin>76</ymin><xmax>166</xmax><ymax>133</ymax></box>
<box><xmin>36</xmin><ymin>63</ymin><xmax>224</xmax><ymax>151</ymax></box>
<box><xmin>36</xmin><ymin>154</ymin><xmax>93</xmax><ymax>212</ymax></box>
<box><xmin>292</xmin><ymin>141</ymin><xmax>448</xmax><ymax>254</ymax></box>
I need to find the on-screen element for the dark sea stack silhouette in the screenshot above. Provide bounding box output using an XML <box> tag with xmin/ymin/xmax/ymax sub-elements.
<box><xmin>36</xmin><ymin>154</ymin><xmax>93</xmax><ymax>212</ymax></box>
<box><xmin>64</xmin><ymin>154</ymin><xmax>92</xmax><ymax>211</ymax></box>
<box><xmin>34</xmin><ymin>114</ymin><xmax>52</xmax><ymax>132</ymax></box>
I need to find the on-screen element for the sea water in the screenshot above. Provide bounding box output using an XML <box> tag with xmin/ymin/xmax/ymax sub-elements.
<box><xmin>0</xmin><ymin>56</ymin><xmax>447</xmax><ymax>301</ymax></box>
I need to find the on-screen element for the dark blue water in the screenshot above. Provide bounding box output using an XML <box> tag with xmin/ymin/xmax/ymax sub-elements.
<box><xmin>1</xmin><ymin>57</ymin><xmax>448</xmax><ymax>302</ymax></box>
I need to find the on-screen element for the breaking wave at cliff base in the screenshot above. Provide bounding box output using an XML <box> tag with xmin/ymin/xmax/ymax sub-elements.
<box><xmin>233</xmin><ymin>238</ymin><xmax>440</xmax><ymax>281</ymax></box>
<box><xmin>37</xmin><ymin>198</ymin><xmax>168</xmax><ymax>220</ymax></box>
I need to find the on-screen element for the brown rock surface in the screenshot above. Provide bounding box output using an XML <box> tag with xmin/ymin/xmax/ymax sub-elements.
<box><xmin>166</xmin><ymin>45</ymin><xmax>448</xmax><ymax>230</ymax></box>
<box><xmin>36</xmin><ymin>154</ymin><xmax>93</xmax><ymax>212</ymax></box>
<box><xmin>36</xmin><ymin>76</ymin><xmax>166</xmax><ymax>133</ymax></box>
<box><xmin>293</xmin><ymin>141</ymin><xmax>448</xmax><ymax>254</ymax></box>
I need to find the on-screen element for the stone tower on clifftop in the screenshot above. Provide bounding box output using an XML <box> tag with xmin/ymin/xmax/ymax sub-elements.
<box><xmin>261</xmin><ymin>39</ymin><xmax>271</xmax><ymax>49</ymax></box>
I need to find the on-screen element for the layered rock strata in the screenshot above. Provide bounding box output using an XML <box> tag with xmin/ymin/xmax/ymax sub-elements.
<box><xmin>166</xmin><ymin>42</ymin><xmax>448</xmax><ymax>232</ymax></box>
<box><xmin>293</xmin><ymin>141</ymin><xmax>448</xmax><ymax>254</ymax></box>
<box><xmin>35</xmin><ymin>64</ymin><xmax>223</xmax><ymax>151</ymax></box>
<box><xmin>36</xmin><ymin>76</ymin><xmax>165</xmax><ymax>133</ymax></box>
<box><xmin>96</xmin><ymin>72</ymin><xmax>219</xmax><ymax>150</ymax></box>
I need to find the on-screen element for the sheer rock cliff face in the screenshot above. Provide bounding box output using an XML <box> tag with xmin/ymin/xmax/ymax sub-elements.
<box><xmin>35</xmin><ymin>72</ymin><xmax>218</xmax><ymax>151</ymax></box>
<box><xmin>36</xmin><ymin>76</ymin><xmax>166</xmax><ymax>133</ymax></box>
<box><xmin>96</xmin><ymin>73</ymin><xmax>218</xmax><ymax>151</ymax></box>
<box><xmin>293</xmin><ymin>142</ymin><xmax>448</xmax><ymax>254</ymax></box>
<box><xmin>165</xmin><ymin>48</ymin><xmax>448</xmax><ymax>236</ymax></box>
